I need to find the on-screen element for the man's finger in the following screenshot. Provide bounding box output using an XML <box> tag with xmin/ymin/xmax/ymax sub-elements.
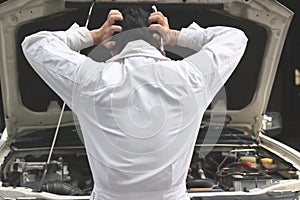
<box><xmin>149</xmin><ymin>24</ymin><xmax>166</xmax><ymax>40</ymax></box>
<box><xmin>103</xmin><ymin>40</ymin><xmax>116</xmax><ymax>49</ymax></box>
<box><xmin>108</xmin><ymin>9</ymin><xmax>122</xmax><ymax>16</ymax></box>
<box><xmin>107</xmin><ymin>10</ymin><xmax>123</xmax><ymax>25</ymax></box>
<box><xmin>152</xmin><ymin>33</ymin><xmax>161</xmax><ymax>41</ymax></box>
<box><xmin>110</xmin><ymin>25</ymin><xmax>123</xmax><ymax>34</ymax></box>
<box><xmin>148</xmin><ymin>15</ymin><xmax>163</xmax><ymax>24</ymax></box>
<box><xmin>149</xmin><ymin>11</ymin><xmax>164</xmax><ymax>18</ymax></box>
<box><xmin>149</xmin><ymin>24</ymin><xmax>163</xmax><ymax>32</ymax></box>
<box><xmin>148</xmin><ymin>15</ymin><xmax>168</xmax><ymax>28</ymax></box>
<box><xmin>108</xmin><ymin>14</ymin><xmax>123</xmax><ymax>25</ymax></box>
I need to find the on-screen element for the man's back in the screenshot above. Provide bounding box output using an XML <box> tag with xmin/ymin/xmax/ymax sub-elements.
<box><xmin>74</xmin><ymin>39</ymin><xmax>203</xmax><ymax>199</ymax></box>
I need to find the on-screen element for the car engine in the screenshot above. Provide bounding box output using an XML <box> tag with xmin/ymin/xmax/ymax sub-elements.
<box><xmin>185</xmin><ymin>127</ymin><xmax>299</xmax><ymax>193</ymax></box>
<box><xmin>0</xmin><ymin>127</ymin><xmax>299</xmax><ymax>196</ymax></box>
<box><xmin>187</xmin><ymin>146</ymin><xmax>299</xmax><ymax>192</ymax></box>
<box><xmin>1</xmin><ymin>147</ymin><xmax>93</xmax><ymax>196</ymax></box>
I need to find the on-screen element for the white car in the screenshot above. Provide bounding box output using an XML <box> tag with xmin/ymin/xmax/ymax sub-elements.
<box><xmin>0</xmin><ymin>0</ymin><xmax>299</xmax><ymax>199</ymax></box>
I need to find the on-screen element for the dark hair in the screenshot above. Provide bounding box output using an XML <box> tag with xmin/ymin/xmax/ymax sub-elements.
<box><xmin>111</xmin><ymin>7</ymin><xmax>160</xmax><ymax>52</ymax></box>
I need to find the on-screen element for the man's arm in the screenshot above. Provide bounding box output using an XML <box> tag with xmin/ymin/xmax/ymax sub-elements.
<box><xmin>149</xmin><ymin>12</ymin><xmax>248</xmax><ymax>105</ymax></box>
<box><xmin>21</xmin><ymin>23</ymin><xmax>93</xmax><ymax>109</ymax></box>
<box><xmin>178</xmin><ymin>23</ymin><xmax>248</xmax><ymax>103</ymax></box>
<box><xmin>21</xmin><ymin>10</ymin><xmax>123</xmax><ymax>109</ymax></box>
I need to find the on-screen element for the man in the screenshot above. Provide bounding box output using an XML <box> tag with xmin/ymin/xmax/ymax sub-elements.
<box><xmin>22</xmin><ymin>7</ymin><xmax>247</xmax><ymax>200</ymax></box>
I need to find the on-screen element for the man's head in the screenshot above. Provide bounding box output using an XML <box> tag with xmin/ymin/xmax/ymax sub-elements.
<box><xmin>118</xmin><ymin>7</ymin><xmax>150</xmax><ymax>30</ymax></box>
<box><xmin>111</xmin><ymin>7</ymin><xmax>161</xmax><ymax>53</ymax></box>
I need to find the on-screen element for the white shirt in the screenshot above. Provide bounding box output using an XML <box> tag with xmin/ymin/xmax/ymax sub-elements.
<box><xmin>22</xmin><ymin>22</ymin><xmax>247</xmax><ymax>200</ymax></box>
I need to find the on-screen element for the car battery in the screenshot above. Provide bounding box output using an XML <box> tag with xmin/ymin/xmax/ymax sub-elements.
<box><xmin>232</xmin><ymin>174</ymin><xmax>272</xmax><ymax>191</ymax></box>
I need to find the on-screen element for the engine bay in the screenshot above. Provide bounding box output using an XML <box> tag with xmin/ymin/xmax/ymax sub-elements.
<box><xmin>0</xmin><ymin>127</ymin><xmax>299</xmax><ymax>196</ymax></box>
<box><xmin>1</xmin><ymin>147</ymin><xmax>93</xmax><ymax>195</ymax></box>
<box><xmin>187</xmin><ymin>145</ymin><xmax>298</xmax><ymax>193</ymax></box>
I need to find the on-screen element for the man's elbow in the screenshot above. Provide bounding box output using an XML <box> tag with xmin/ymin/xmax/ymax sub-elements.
<box><xmin>21</xmin><ymin>36</ymin><xmax>35</xmax><ymax>62</ymax></box>
<box><xmin>21</xmin><ymin>36</ymin><xmax>30</xmax><ymax>52</ymax></box>
<box><xmin>21</xmin><ymin>31</ymin><xmax>47</xmax><ymax>52</ymax></box>
<box><xmin>235</xmin><ymin>29</ymin><xmax>248</xmax><ymax>49</ymax></box>
<box><xmin>21</xmin><ymin>34</ymin><xmax>38</xmax><ymax>56</ymax></box>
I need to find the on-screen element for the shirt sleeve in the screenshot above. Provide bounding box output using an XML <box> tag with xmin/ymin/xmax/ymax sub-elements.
<box><xmin>177</xmin><ymin>22</ymin><xmax>248</xmax><ymax>105</ymax></box>
<box><xmin>21</xmin><ymin>23</ymin><xmax>94</xmax><ymax>110</ymax></box>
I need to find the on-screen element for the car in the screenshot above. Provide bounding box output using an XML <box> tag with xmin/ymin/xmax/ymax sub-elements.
<box><xmin>0</xmin><ymin>0</ymin><xmax>299</xmax><ymax>199</ymax></box>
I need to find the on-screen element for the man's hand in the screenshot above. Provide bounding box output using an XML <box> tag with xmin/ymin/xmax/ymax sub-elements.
<box><xmin>148</xmin><ymin>12</ymin><xmax>179</xmax><ymax>46</ymax></box>
<box><xmin>90</xmin><ymin>10</ymin><xmax>123</xmax><ymax>46</ymax></box>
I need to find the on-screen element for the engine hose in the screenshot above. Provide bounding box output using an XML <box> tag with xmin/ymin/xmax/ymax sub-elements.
<box><xmin>41</xmin><ymin>182</ymin><xmax>82</xmax><ymax>195</ymax></box>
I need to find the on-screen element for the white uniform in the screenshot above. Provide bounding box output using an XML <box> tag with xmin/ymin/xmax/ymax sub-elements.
<box><xmin>22</xmin><ymin>22</ymin><xmax>247</xmax><ymax>200</ymax></box>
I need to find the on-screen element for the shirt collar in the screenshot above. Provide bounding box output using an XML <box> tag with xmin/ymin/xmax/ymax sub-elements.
<box><xmin>106</xmin><ymin>40</ymin><xmax>170</xmax><ymax>62</ymax></box>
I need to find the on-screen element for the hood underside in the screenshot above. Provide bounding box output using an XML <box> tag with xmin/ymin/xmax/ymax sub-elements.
<box><xmin>0</xmin><ymin>0</ymin><xmax>294</xmax><ymax>141</ymax></box>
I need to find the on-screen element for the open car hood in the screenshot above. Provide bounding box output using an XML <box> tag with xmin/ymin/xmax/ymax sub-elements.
<box><xmin>0</xmin><ymin>0</ymin><xmax>293</xmax><ymax>143</ymax></box>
